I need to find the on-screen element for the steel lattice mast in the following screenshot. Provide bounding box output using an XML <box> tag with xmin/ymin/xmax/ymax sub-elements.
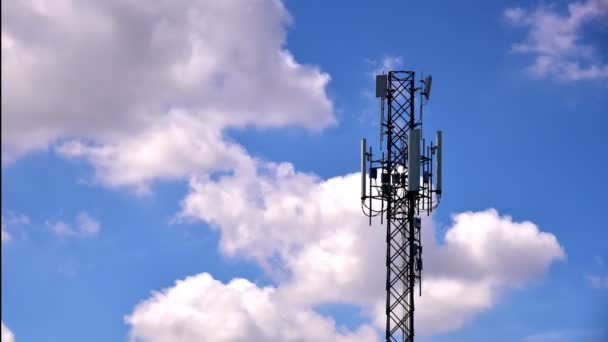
<box><xmin>360</xmin><ymin>70</ymin><xmax>443</xmax><ymax>342</ymax></box>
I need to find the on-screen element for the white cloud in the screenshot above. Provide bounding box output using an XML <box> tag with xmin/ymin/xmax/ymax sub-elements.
<box><xmin>125</xmin><ymin>272</ymin><xmax>378</xmax><ymax>342</ymax></box>
<box><xmin>588</xmin><ymin>275</ymin><xmax>608</xmax><ymax>288</ymax></box>
<box><xmin>523</xmin><ymin>329</ymin><xmax>598</xmax><ymax>341</ymax></box>
<box><xmin>587</xmin><ymin>255</ymin><xmax>608</xmax><ymax>289</ymax></box>
<box><xmin>413</xmin><ymin>209</ymin><xmax>564</xmax><ymax>333</ymax></box>
<box><xmin>367</xmin><ymin>55</ymin><xmax>404</xmax><ymax>79</ymax></box>
<box><xmin>178</xmin><ymin>162</ymin><xmax>565</xmax><ymax>335</ymax></box>
<box><xmin>1</xmin><ymin>227</ymin><xmax>11</xmax><ymax>243</ymax></box>
<box><xmin>1</xmin><ymin>212</ymin><xmax>30</xmax><ymax>243</ymax></box>
<box><xmin>47</xmin><ymin>211</ymin><xmax>101</xmax><ymax>238</ymax></box>
<box><xmin>2</xmin><ymin>0</ymin><xmax>335</xmax><ymax>179</ymax></box>
<box><xmin>1</xmin><ymin>213</ymin><xmax>30</xmax><ymax>226</ymax></box>
<box><xmin>76</xmin><ymin>212</ymin><xmax>100</xmax><ymax>236</ymax></box>
<box><xmin>595</xmin><ymin>255</ymin><xmax>605</xmax><ymax>268</ymax></box>
<box><xmin>56</xmin><ymin>110</ymin><xmax>254</xmax><ymax>192</ymax></box>
<box><xmin>429</xmin><ymin>209</ymin><xmax>564</xmax><ymax>286</ymax></box>
<box><xmin>1</xmin><ymin>322</ymin><xmax>15</xmax><ymax>342</ymax></box>
<box><xmin>504</xmin><ymin>0</ymin><xmax>608</xmax><ymax>80</ymax></box>
<box><xmin>48</xmin><ymin>221</ymin><xmax>76</xmax><ymax>237</ymax></box>
<box><xmin>525</xmin><ymin>331</ymin><xmax>570</xmax><ymax>342</ymax></box>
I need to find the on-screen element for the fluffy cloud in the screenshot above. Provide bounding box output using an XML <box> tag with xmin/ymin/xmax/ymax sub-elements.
<box><xmin>413</xmin><ymin>209</ymin><xmax>564</xmax><ymax>333</ymax></box>
<box><xmin>2</xmin><ymin>0</ymin><xmax>334</xmax><ymax>174</ymax></box>
<box><xmin>426</xmin><ymin>209</ymin><xmax>564</xmax><ymax>286</ymax></box>
<box><xmin>1</xmin><ymin>322</ymin><xmax>15</xmax><ymax>342</ymax></box>
<box><xmin>504</xmin><ymin>0</ymin><xmax>608</xmax><ymax>80</ymax></box>
<box><xmin>177</xmin><ymin>162</ymin><xmax>565</xmax><ymax>335</ymax></box>
<box><xmin>56</xmin><ymin>110</ymin><xmax>254</xmax><ymax>192</ymax></box>
<box><xmin>125</xmin><ymin>272</ymin><xmax>377</xmax><ymax>342</ymax></box>
<box><xmin>47</xmin><ymin>211</ymin><xmax>101</xmax><ymax>238</ymax></box>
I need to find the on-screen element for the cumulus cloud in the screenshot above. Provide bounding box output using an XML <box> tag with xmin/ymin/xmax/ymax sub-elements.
<box><xmin>2</xmin><ymin>0</ymin><xmax>334</xmax><ymax>178</ymax></box>
<box><xmin>56</xmin><ymin>110</ymin><xmax>254</xmax><ymax>192</ymax></box>
<box><xmin>125</xmin><ymin>272</ymin><xmax>377</xmax><ymax>342</ymax></box>
<box><xmin>504</xmin><ymin>0</ymin><xmax>608</xmax><ymax>80</ymax></box>
<box><xmin>47</xmin><ymin>211</ymin><xmax>101</xmax><ymax>238</ymax></box>
<box><xmin>427</xmin><ymin>209</ymin><xmax>564</xmax><ymax>286</ymax></box>
<box><xmin>413</xmin><ymin>209</ymin><xmax>564</xmax><ymax>333</ymax></box>
<box><xmin>177</xmin><ymin>162</ymin><xmax>565</xmax><ymax>335</ymax></box>
<box><xmin>1</xmin><ymin>322</ymin><xmax>15</xmax><ymax>342</ymax></box>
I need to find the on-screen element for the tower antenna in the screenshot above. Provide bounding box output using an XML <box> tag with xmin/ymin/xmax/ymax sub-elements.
<box><xmin>361</xmin><ymin>70</ymin><xmax>443</xmax><ymax>342</ymax></box>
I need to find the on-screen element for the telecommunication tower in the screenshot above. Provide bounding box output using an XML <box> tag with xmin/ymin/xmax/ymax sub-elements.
<box><xmin>360</xmin><ymin>71</ymin><xmax>443</xmax><ymax>342</ymax></box>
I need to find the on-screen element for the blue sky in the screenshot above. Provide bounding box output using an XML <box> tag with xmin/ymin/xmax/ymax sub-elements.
<box><xmin>2</xmin><ymin>0</ymin><xmax>608</xmax><ymax>341</ymax></box>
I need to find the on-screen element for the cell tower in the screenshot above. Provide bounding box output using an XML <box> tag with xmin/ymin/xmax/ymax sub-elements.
<box><xmin>360</xmin><ymin>71</ymin><xmax>443</xmax><ymax>342</ymax></box>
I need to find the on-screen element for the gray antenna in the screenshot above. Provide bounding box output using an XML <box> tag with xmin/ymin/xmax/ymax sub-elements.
<box><xmin>436</xmin><ymin>131</ymin><xmax>442</xmax><ymax>195</ymax></box>
<box><xmin>380</xmin><ymin>97</ymin><xmax>385</xmax><ymax>148</ymax></box>
<box><xmin>422</xmin><ymin>75</ymin><xmax>432</xmax><ymax>100</ymax></box>
<box><xmin>361</xmin><ymin>138</ymin><xmax>367</xmax><ymax>199</ymax></box>
<box><xmin>376</xmin><ymin>74</ymin><xmax>388</xmax><ymax>148</ymax></box>
<box><xmin>407</xmin><ymin>128</ymin><xmax>421</xmax><ymax>193</ymax></box>
<box><xmin>376</xmin><ymin>74</ymin><xmax>388</xmax><ymax>98</ymax></box>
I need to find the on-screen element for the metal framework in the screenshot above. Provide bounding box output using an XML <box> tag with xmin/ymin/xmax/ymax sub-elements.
<box><xmin>361</xmin><ymin>71</ymin><xmax>442</xmax><ymax>342</ymax></box>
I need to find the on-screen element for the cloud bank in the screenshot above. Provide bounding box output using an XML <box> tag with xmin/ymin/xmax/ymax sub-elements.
<box><xmin>2</xmin><ymin>0</ymin><xmax>334</xmax><ymax>177</ymax></box>
<box><xmin>125</xmin><ymin>273</ymin><xmax>378</xmax><ymax>342</ymax></box>
<box><xmin>172</xmin><ymin>165</ymin><xmax>565</xmax><ymax>336</ymax></box>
